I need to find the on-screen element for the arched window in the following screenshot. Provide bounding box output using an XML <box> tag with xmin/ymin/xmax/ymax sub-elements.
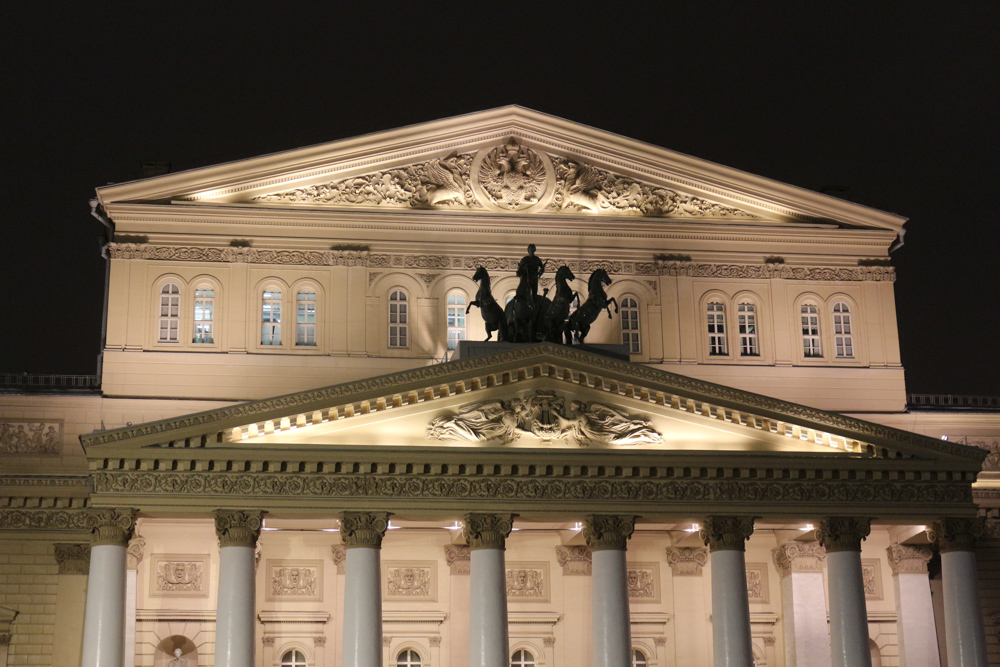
<box><xmin>193</xmin><ymin>287</ymin><xmax>215</xmax><ymax>344</ymax></box>
<box><xmin>158</xmin><ymin>283</ymin><xmax>180</xmax><ymax>343</ymax></box>
<box><xmin>832</xmin><ymin>302</ymin><xmax>854</xmax><ymax>358</ymax></box>
<box><xmin>389</xmin><ymin>290</ymin><xmax>408</xmax><ymax>348</ymax></box>
<box><xmin>261</xmin><ymin>289</ymin><xmax>282</xmax><ymax>346</ymax></box>
<box><xmin>396</xmin><ymin>650</ymin><xmax>421</xmax><ymax>667</ymax></box>
<box><xmin>621</xmin><ymin>296</ymin><xmax>640</xmax><ymax>353</ymax></box>
<box><xmin>296</xmin><ymin>290</ymin><xmax>317</xmax><ymax>346</ymax></box>
<box><xmin>737</xmin><ymin>302</ymin><xmax>758</xmax><ymax>356</ymax></box>
<box><xmin>706</xmin><ymin>301</ymin><xmax>727</xmax><ymax>356</ymax></box>
<box><xmin>631</xmin><ymin>649</ymin><xmax>648</xmax><ymax>667</ymax></box>
<box><xmin>511</xmin><ymin>650</ymin><xmax>536</xmax><ymax>667</ymax></box>
<box><xmin>447</xmin><ymin>292</ymin><xmax>467</xmax><ymax>351</ymax></box>
<box><xmin>801</xmin><ymin>303</ymin><xmax>821</xmax><ymax>357</ymax></box>
<box><xmin>281</xmin><ymin>650</ymin><xmax>308</xmax><ymax>667</ymax></box>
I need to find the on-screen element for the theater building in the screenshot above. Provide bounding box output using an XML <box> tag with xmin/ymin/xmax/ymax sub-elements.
<box><xmin>0</xmin><ymin>107</ymin><xmax>997</xmax><ymax>667</ymax></box>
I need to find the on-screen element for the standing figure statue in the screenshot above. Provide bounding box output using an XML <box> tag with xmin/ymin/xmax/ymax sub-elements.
<box><xmin>517</xmin><ymin>244</ymin><xmax>547</xmax><ymax>297</ymax></box>
<box><xmin>168</xmin><ymin>649</ymin><xmax>188</xmax><ymax>667</ymax></box>
<box><xmin>565</xmin><ymin>268</ymin><xmax>618</xmax><ymax>345</ymax></box>
<box><xmin>505</xmin><ymin>245</ymin><xmax>551</xmax><ymax>342</ymax></box>
<box><xmin>468</xmin><ymin>266</ymin><xmax>508</xmax><ymax>342</ymax></box>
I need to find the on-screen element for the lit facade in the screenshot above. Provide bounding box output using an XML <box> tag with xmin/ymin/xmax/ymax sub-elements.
<box><xmin>0</xmin><ymin>107</ymin><xmax>997</xmax><ymax>667</ymax></box>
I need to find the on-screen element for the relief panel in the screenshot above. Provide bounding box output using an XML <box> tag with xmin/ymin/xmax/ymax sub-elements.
<box><xmin>382</xmin><ymin>561</ymin><xmax>437</xmax><ymax>602</ymax></box>
<box><xmin>0</xmin><ymin>420</ymin><xmax>62</xmax><ymax>456</ymax></box>
<box><xmin>626</xmin><ymin>562</ymin><xmax>660</xmax><ymax>603</ymax></box>
<box><xmin>149</xmin><ymin>554</ymin><xmax>210</xmax><ymax>598</ymax></box>
<box><xmin>506</xmin><ymin>562</ymin><xmax>549</xmax><ymax>602</ymax></box>
<box><xmin>266</xmin><ymin>559</ymin><xmax>323</xmax><ymax>602</ymax></box>
<box><xmin>745</xmin><ymin>562</ymin><xmax>769</xmax><ymax>603</ymax></box>
<box><xmin>861</xmin><ymin>559</ymin><xmax>883</xmax><ymax>601</ymax></box>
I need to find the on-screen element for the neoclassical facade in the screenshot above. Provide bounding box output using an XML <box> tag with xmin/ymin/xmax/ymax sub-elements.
<box><xmin>1</xmin><ymin>107</ymin><xmax>997</xmax><ymax>667</ymax></box>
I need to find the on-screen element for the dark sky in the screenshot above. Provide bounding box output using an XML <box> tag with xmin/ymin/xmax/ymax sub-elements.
<box><xmin>3</xmin><ymin>5</ymin><xmax>998</xmax><ymax>394</ymax></box>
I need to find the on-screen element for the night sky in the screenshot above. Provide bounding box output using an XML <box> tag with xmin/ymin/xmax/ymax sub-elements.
<box><xmin>3</xmin><ymin>5</ymin><xmax>998</xmax><ymax>394</ymax></box>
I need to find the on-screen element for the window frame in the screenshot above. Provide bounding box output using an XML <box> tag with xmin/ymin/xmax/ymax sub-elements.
<box><xmin>446</xmin><ymin>290</ymin><xmax>468</xmax><ymax>352</ymax></box>
<box><xmin>800</xmin><ymin>302</ymin><xmax>822</xmax><ymax>359</ymax></box>
<box><xmin>388</xmin><ymin>289</ymin><xmax>409</xmax><ymax>349</ymax></box>
<box><xmin>736</xmin><ymin>301</ymin><xmax>759</xmax><ymax>357</ymax></box>
<box><xmin>631</xmin><ymin>648</ymin><xmax>648</xmax><ymax>667</ymax></box>
<box><xmin>706</xmin><ymin>300</ymin><xmax>728</xmax><ymax>357</ymax></box>
<box><xmin>510</xmin><ymin>649</ymin><xmax>536</xmax><ymax>667</ymax></box>
<box><xmin>295</xmin><ymin>289</ymin><xmax>318</xmax><ymax>347</ymax></box>
<box><xmin>157</xmin><ymin>282</ymin><xmax>181</xmax><ymax>344</ymax></box>
<box><xmin>395</xmin><ymin>649</ymin><xmax>422</xmax><ymax>667</ymax></box>
<box><xmin>260</xmin><ymin>287</ymin><xmax>284</xmax><ymax>347</ymax></box>
<box><xmin>832</xmin><ymin>301</ymin><xmax>855</xmax><ymax>359</ymax></box>
<box><xmin>620</xmin><ymin>295</ymin><xmax>641</xmax><ymax>354</ymax></box>
<box><xmin>192</xmin><ymin>285</ymin><xmax>216</xmax><ymax>345</ymax></box>
<box><xmin>279</xmin><ymin>649</ymin><xmax>308</xmax><ymax>667</ymax></box>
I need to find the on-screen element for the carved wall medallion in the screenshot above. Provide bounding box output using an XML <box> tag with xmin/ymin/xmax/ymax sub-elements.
<box><xmin>861</xmin><ymin>559</ymin><xmax>883</xmax><ymax>600</ymax></box>
<box><xmin>506</xmin><ymin>562</ymin><xmax>549</xmax><ymax>602</ymax></box>
<box><xmin>383</xmin><ymin>561</ymin><xmax>437</xmax><ymax>601</ymax></box>
<box><xmin>266</xmin><ymin>559</ymin><xmax>323</xmax><ymax>601</ymax></box>
<box><xmin>744</xmin><ymin>562</ymin><xmax>769</xmax><ymax>603</ymax></box>
<box><xmin>0</xmin><ymin>420</ymin><xmax>61</xmax><ymax>456</ymax></box>
<box><xmin>150</xmin><ymin>554</ymin><xmax>209</xmax><ymax>597</ymax></box>
<box><xmin>427</xmin><ymin>390</ymin><xmax>662</xmax><ymax>446</ymax></box>
<box><xmin>471</xmin><ymin>138</ymin><xmax>552</xmax><ymax>211</ymax></box>
<box><xmin>626</xmin><ymin>563</ymin><xmax>660</xmax><ymax>603</ymax></box>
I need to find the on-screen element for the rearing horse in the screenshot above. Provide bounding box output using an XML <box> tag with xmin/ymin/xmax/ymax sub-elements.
<box><xmin>468</xmin><ymin>266</ymin><xmax>508</xmax><ymax>342</ymax></box>
<box><xmin>540</xmin><ymin>265</ymin><xmax>577</xmax><ymax>343</ymax></box>
<box><xmin>565</xmin><ymin>268</ymin><xmax>618</xmax><ymax>345</ymax></box>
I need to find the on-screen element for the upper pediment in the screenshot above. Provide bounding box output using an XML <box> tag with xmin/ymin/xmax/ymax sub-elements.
<box><xmin>96</xmin><ymin>106</ymin><xmax>906</xmax><ymax>231</ymax></box>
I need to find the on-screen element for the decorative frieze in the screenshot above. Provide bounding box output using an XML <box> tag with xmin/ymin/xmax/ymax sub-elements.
<box><xmin>927</xmin><ymin>517</ymin><xmax>986</xmax><ymax>553</ymax></box>
<box><xmin>383</xmin><ymin>561</ymin><xmax>436</xmax><ymax>601</ymax></box>
<box><xmin>108</xmin><ymin>243</ymin><xmax>370</xmax><ymax>267</ymax></box>
<box><xmin>772</xmin><ymin>541</ymin><xmax>826</xmax><ymax>577</ymax></box>
<box><xmin>267</xmin><ymin>559</ymin><xmax>323</xmax><ymax>601</ymax></box>
<box><xmin>214</xmin><ymin>510</ymin><xmax>264</xmax><ymax>548</ymax></box>
<box><xmin>744</xmin><ymin>563</ymin><xmax>769</xmax><ymax>603</ymax></box>
<box><xmin>555</xmin><ymin>545</ymin><xmax>592</xmax><ymax>575</ymax></box>
<box><xmin>331</xmin><ymin>545</ymin><xmax>346</xmax><ymax>574</ymax></box>
<box><xmin>700</xmin><ymin>516</ymin><xmax>754</xmax><ymax>552</ymax></box>
<box><xmin>861</xmin><ymin>559</ymin><xmax>883</xmax><ymax>600</ymax></box>
<box><xmin>87</xmin><ymin>508</ymin><xmax>137</xmax><ymax>547</ymax></box>
<box><xmin>150</xmin><ymin>554</ymin><xmax>209</xmax><ymax>597</ymax></box>
<box><xmin>53</xmin><ymin>543</ymin><xmax>90</xmax><ymax>574</ymax></box>
<box><xmin>463</xmin><ymin>513</ymin><xmax>514</xmax><ymax>551</ymax></box>
<box><xmin>626</xmin><ymin>563</ymin><xmax>660</xmax><ymax>602</ymax></box>
<box><xmin>340</xmin><ymin>512</ymin><xmax>390</xmax><ymax>549</ymax></box>
<box><xmin>0</xmin><ymin>420</ymin><xmax>61</xmax><ymax>456</ymax></box>
<box><xmin>654</xmin><ymin>260</ymin><xmax>895</xmax><ymax>282</ymax></box>
<box><xmin>444</xmin><ymin>544</ymin><xmax>471</xmax><ymax>574</ymax></box>
<box><xmin>665</xmin><ymin>547</ymin><xmax>708</xmax><ymax>576</ymax></box>
<box><xmin>953</xmin><ymin>437</ymin><xmax>1000</xmax><ymax>470</ymax></box>
<box><xmin>127</xmin><ymin>536</ymin><xmax>146</xmax><ymax>570</ymax></box>
<box><xmin>0</xmin><ymin>509</ymin><xmax>90</xmax><ymax>531</ymax></box>
<box><xmin>506</xmin><ymin>563</ymin><xmax>549</xmax><ymax>602</ymax></box>
<box><xmin>583</xmin><ymin>515</ymin><xmax>635</xmax><ymax>551</ymax></box>
<box><xmin>886</xmin><ymin>544</ymin><xmax>933</xmax><ymax>575</ymax></box>
<box><xmin>816</xmin><ymin>517</ymin><xmax>871</xmax><ymax>553</ymax></box>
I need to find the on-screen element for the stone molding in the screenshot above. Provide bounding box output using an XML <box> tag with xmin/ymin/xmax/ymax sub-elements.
<box><xmin>665</xmin><ymin>547</ymin><xmax>708</xmax><ymax>576</ymax></box>
<box><xmin>330</xmin><ymin>545</ymin><xmax>346</xmax><ymax>574</ymax></box>
<box><xmin>53</xmin><ymin>543</ymin><xmax>90</xmax><ymax>574</ymax></box>
<box><xmin>555</xmin><ymin>545</ymin><xmax>592</xmax><ymax>575</ymax></box>
<box><xmin>816</xmin><ymin>517</ymin><xmax>871</xmax><ymax>553</ymax></box>
<box><xmin>583</xmin><ymin>514</ymin><xmax>635</xmax><ymax>551</ymax></box>
<box><xmin>772</xmin><ymin>541</ymin><xmax>826</xmax><ymax>577</ymax></box>
<box><xmin>340</xmin><ymin>512</ymin><xmax>390</xmax><ymax>549</ymax></box>
<box><xmin>886</xmin><ymin>544</ymin><xmax>933</xmax><ymax>575</ymax></box>
<box><xmin>700</xmin><ymin>516</ymin><xmax>754</xmax><ymax>552</ymax></box>
<box><xmin>214</xmin><ymin>510</ymin><xmax>264</xmax><ymax>548</ymax></box>
<box><xmin>444</xmin><ymin>545</ymin><xmax>471</xmax><ymax>574</ymax></box>
<box><xmin>463</xmin><ymin>513</ymin><xmax>515</xmax><ymax>551</ymax></box>
<box><xmin>127</xmin><ymin>536</ymin><xmax>146</xmax><ymax>570</ymax></box>
<box><xmin>87</xmin><ymin>508</ymin><xmax>137</xmax><ymax>547</ymax></box>
<box><xmin>927</xmin><ymin>517</ymin><xmax>986</xmax><ymax>553</ymax></box>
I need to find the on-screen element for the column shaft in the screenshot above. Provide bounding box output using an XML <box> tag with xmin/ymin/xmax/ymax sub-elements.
<box><xmin>941</xmin><ymin>550</ymin><xmax>987</xmax><ymax>667</ymax></box>
<box><xmin>343</xmin><ymin>547</ymin><xmax>383</xmax><ymax>667</ymax></box>
<box><xmin>827</xmin><ymin>550</ymin><xmax>872</xmax><ymax>667</ymax></box>
<box><xmin>81</xmin><ymin>544</ymin><xmax>127</xmax><ymax>667</ymax></box>
<box><xmin>215</xmin><ymin>545</ymin><xmax>256</xmax><ymax>667</ymax></box>
<box><xmin>711</xmin><ymin>549</ymin><xmax>754</xmax><ymax>667</ymax></box>
<box><xmin>592</xmin><ymin>549</ymin><xmax>632</xmax><ymax>667</ymax></box>
<box><xmin>469</xmin><ymin>548</ymin><xmax>509</xmax><ymax>667</ymax></box>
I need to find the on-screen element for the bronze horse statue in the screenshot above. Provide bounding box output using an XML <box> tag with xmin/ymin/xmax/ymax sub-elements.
<box><xmin>565</xmin><ymin>268</ymin><xmax>618</xmax><ymax>345</ymax></box>
<box><xmin>504</xmin><ymin>266</ymin><xmax>538</xmax><ymax>343</ymax></box>
<box><xmin>468</xmin><ymin>266</ymin><xmax>508</xmax><ymax>342</ymax></box>
<box><xmin>541</xmin><ymin>265</ymin><xmax>577</xmax><ymax>343</ymax></box>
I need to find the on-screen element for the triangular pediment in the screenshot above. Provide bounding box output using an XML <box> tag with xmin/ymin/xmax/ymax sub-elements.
<box><xmin>95</xmin><ymin>106</ymin><xmax>905</xmax><ymax>231</ymax></box>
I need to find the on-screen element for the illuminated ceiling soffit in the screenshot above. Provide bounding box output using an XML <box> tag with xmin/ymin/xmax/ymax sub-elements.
<box><xmin>80</xmin><ymin>343</ymin><xmax>983</xmax><ymax>469</ymax></box>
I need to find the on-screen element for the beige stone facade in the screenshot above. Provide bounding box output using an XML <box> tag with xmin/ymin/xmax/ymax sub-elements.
<box><xmin>1</xmin><ymin>107</ymin><xmax>997</xmax><ymax>667</ymax></box>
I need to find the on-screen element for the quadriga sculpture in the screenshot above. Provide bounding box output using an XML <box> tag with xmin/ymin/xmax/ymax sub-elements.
<box><xmin>565</xmin><ymin>268</ymin><xmax>618</xmax><ymax>344</ymax></box>
<box><xmin>467</xmin><ymin>266</ymin><xmax>508</xmax><ymax>342</ymax></box>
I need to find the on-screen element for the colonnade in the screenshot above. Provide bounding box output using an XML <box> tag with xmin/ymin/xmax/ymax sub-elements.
<box><xmin>78</xmin><ymin>510</ymin><xmax>989</xmax><ymax>667</ymax></box>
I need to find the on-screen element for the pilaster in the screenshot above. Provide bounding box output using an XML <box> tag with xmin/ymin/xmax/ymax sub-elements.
<box><xmin>664</xmin><ymin>547</ymin><xmax>708</xmax><ymax>576</ymax></box>
<box><xmin>555</xmin><ymin>545</ymin><xmax>592</xmax><ymax>575</ymax></box>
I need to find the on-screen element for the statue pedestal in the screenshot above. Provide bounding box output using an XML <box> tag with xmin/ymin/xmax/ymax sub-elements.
<box><xmin>454</xmin><ymin>341</ymin><xmax>631</xmax><ymax>362</ymax></box>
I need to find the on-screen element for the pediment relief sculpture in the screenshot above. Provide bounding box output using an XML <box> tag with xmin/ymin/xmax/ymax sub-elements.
<box><xmin>426</xmin><ymin>390</ymin><xmax>663</xmax><ymax>446</ymax></box>
<box><xmin>253</xmin><ymin>137</ymin><xmax>757</xmax><ymax>219</ymax></box>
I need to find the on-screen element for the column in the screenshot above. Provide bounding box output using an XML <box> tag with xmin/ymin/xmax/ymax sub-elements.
<box><xmin>700</xmin><ymin>516</ymin><xmax>755</xmax><ymax>667</ymax></box>
<box><xmin>464</xmin><ymin>513</ymin><xmax>515</xmax><ymax>667</ymax></box>
<box><xmin>52</xmin><ymin>544</ymin><xmax>90</xmax><ymax>667</ymax></box>
<box><xmin>584</xmin><ymin>514</ymin><xmax>636</xmax><ymax>667</ymax></box>
<box><xmin>125</xmin><ymin>536</ymin><xmax>145</xmax><ymax>667</ymax></box>
<box><xmin>665</xmin><ymin>547</ymin><xmax>710</xmax><ymax>666</ymax></box>
<box><xmin>341</xmin><ymin>512</ymin><xmax>390</xmax><ymax>667</ymax></box>
<box><xmin>81</xmin><ymin>508</ymin><xmax>137</xmax><ymax>667</ymax></box>
<box><xmin>887</xmin><ymin>544</ymin><xmax>939</xmax><ymax>667</ymax></box>
<box><xmin>214</xmin><ymin>510</ymin><xmax>264</xmax><ymax>667</ymax></box>
<box><xmin>816</xmin><ymin>517</ymin><xmax>872</xmax><ymax>667</ymax></box>
<box><xmin>927</xmin><ymin>518</ymin><xmax>988</xmax><ymax>667</ymax></box>
<box><xmin>772</xmin><ymin>541</ymin><xmax>831</xmax><ymax>667</ymax></box>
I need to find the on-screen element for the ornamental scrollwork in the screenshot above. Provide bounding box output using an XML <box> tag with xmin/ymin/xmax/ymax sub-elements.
<box><xmin>340</xmin><ymin>512</ymin><xmax>390</xmax><ymax>549</ymax></box>
<box><xmin>700</xmin><ymin>516</ymin><xmax>754</xmax><ymax>552</ymax></box>
<box><xmin>463</xmin><ymin>513</ymin><xmax>514</xmax><ymax>551</ymax></box>
<box><xmin>927</xmin><ymin>517</ymin><xmax>986</xmax><ymax>552</ymax></box>
<box><xmin>665</xmin><ymin>547</ymin><xmax>708</xmax><ymax>576</ymax></box>
<box><xmin>816</xmin><ymin>517</ymin><xmax>871</xmax><ymax>553</ymax></box>
<box><xmin>426</xmin><ymin>390</ymin><xmax>662</xmax><ymax>446</ymax></box>
<box><xmin>87</xmin><ymin>508</ymin><xmax>137</xmax><ymax>547</ymax></box>
<box><xmin>53</xmin><ymin>543</ymin><xmax>91</xmax><ymax>574</ymax></box>
<box><xmin>583</xmin><ymin>514</ymin><xmax>635</xmax><ymax>551</ymax></box>
<box><xmin>214</xmin><ymin>510</ymin><xmax>264</xmax><ymax>548</ymax></box>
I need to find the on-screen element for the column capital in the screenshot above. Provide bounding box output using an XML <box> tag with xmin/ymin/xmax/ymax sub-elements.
<box><xmin>886</xmin><ymin>543</ymin><xmax>933</xmax><ymax>575</ymax></box>
<box><xmin>816</xmin><ymin>517</ymin><xmax>870</xmax><ymax>553</ymax></box>
<box><xmin>700</xmin><ymin>516</ymin><xmax>754</xmax><ymax>552</ymax></box>
<box><xmin>665</xmin><ymin>547</ymin><xmax>708</xmax><ymax>575</ymax></box>
<box><xmin>463</xmin><ymin>513</ymin><xmax>515</xmax><ymax>550</ymax></box>
<box><xmin>555</xmin><ymin>545</ymin><xmax>592</xmax><ymax>575</ymax></box>
<box><xmin>53</xmin><ymin>543</ymin><xmax>91</xmax><ymax>574</ymax></box>
<box><xmin>583</xmin><ymin>514</ymin><xmax>636</xmax><ymax>551</ymax></box>
<box><xmin>340</xmin><ymin>512</ymin><xmax>391</xmax><ymax>549</ymax></box>
<box><xmin>444</xmin><ymin>544</ymin><xmax>471</xmax><ymax>573</ymax></box>
<box><xmin>214</xmin><ymin>510</ymin><xmax>264</xmax><ymax>548</ymax></box>
<box><xmin>331</xmin><ymin>545</ymin><xmax>347</xmax><ymax>573</ymax></box>
<box><xmin>86</xmin><ymin>508</ymin><xmax>137</xmax><ymax>547</ymax></box>
<box><xmin>927</xmin><ymin>517</ymin><xmax>985</xmax><ymax>553</ymax></box>
<box><xmin>127</xmin><ymin>536</ymin><xmax>146</xmax><ymax>570</ymax></box>
<box><xmin>772</xmin><ymin>541</ymin><xmax>825</xmax><ymax>577</ymax></box>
